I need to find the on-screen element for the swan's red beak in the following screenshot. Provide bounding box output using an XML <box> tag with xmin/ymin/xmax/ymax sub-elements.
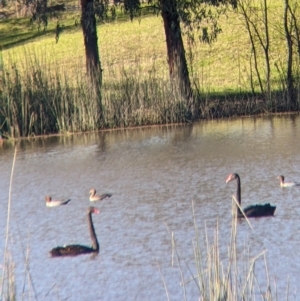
<box><xmin>93</xmin><ymin>208</ymin><xmax>100</xmax><ymax>214</ymax></box>
<box><xmin>225</xmin><ymin>174</ymin><xmax>233</xmax><ymax>183</ymax></box>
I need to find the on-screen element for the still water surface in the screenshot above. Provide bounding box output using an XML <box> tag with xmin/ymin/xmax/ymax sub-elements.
<box><xmin>1</xmin><ymin>115</ymin><xmax>300</xmax><ymax>300</ymax></box>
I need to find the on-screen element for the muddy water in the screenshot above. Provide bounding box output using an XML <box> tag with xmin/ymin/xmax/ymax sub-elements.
<box><xmin>0</xmin><ymin>115</ymin><xmax>300</xmax><ymax>300</ymax></box>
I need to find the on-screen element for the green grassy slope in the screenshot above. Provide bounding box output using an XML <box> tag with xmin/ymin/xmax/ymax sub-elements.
<box><xmin>0</xmin><ymin>1</ymin><xmax>291</xmax><ymax>93</ymax></box>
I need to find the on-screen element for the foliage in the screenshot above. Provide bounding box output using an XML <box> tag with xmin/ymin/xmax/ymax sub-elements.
<box><xmin>124</xmin><ymin>0</ymin><xmax>141</xmax><ymax>20</ymax></box>
<box><xmin>94</xmin><ymin>0</ymin><xmax>110</xmax><ymax>21</ymax></box>
<box><xmin>177</xmin><ymin>0</ymin><xmax>236</xmax><ymax>44</ymax></box>
<box><xmin>114</xmin><ymin>0</ymin><xmax>238</xmax><ymax>44</ymax></box>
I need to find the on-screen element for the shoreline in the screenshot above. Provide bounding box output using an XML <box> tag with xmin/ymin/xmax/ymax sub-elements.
<box><xmin>1</xmin><ymin>110</ymin><xmax>299</xmax><ymax>142</ymax></box>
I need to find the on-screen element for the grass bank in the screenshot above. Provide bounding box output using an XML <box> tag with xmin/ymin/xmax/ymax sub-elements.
<box><xmin>0</xmin><ymin>1</ymin><xmax>300</xmax><ymax>137</ymax></box>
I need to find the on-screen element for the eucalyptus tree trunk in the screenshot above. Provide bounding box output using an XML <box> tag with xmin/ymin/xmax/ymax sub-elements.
<box><xmin>81</xmin><ymin>0</ymin><xmax>102</xmax><ymax>86</ymax></box>
<box><xmin>159</xmin><ymin>0</ymin><xmax>193</xmax><ymax>114</ymax></box>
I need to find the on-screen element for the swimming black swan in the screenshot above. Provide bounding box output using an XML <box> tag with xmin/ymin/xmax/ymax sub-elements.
<box><xmin>89</xmin><ymin>188</ymin><xmax>112</xmax><ymax>202</ymax></box>
<box><xmin>277</xmin><ymin>175</ymin><xmax>300</xmax><ymax>188</ymax></box>
<box><xmin>45</xmin><ymin>196</ymin><xmax>71</xmax><ymax>207</ymax></box>
<box><xmin>226</xmin><ymin>173</ymin><xmax>276</xmax><ymax>218</ymax></box>
<box><xmin>50</xmin><ymin>207</ymin><xmax>100</xmax><ymax>257</ymax></box>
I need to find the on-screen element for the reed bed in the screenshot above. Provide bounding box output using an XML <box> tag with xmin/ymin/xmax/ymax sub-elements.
<box><xmin>0</xmin><ymin>52</ymin><xmax>190</xmax><ymax>138</ymax></box>
<box><xmin>1</xmin><ymin>50</ymin><xmax>299</xmax><ymax>138</ymax></box>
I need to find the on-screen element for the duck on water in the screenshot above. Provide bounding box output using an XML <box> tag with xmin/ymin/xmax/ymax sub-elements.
<box><xmin>226</xmin><ymin>173</ymin><xmax>276</xmax><ymax>218</ymax></box>
<box><xmin>277</xmin><ymin>175</ymin><xmax>300</xmax><ymax>188</ymax></box>
<box><xmin>45</xmin><ymin>196</ymin><xmax>71</xmax><ymax>207</ymax></box>
<box><xmin>89</xmin><ymin>188</ymin><xmax>112</xmax><ymax>202</ymax></box>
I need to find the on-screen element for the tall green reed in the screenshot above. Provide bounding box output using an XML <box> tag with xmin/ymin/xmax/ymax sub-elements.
<box><xmin>0</xmin><ymin>53</ymin><xmax>190</xmax><ymax>138</ymax></box>
<box><xmin>2</xmin><ymin>47</ymin><xmax>300</xmax><ymax>139</ymax></box>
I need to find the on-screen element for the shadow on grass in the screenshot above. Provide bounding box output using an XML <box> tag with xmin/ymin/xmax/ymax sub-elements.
<box><xmin>0</xmin><ymin>6</ymin><xmax>158</xmax><ymax>50</ymax></box>
<box><xmin>196</xmin><ymin>88</ymin><xmax>299</xmax><ymax>119</ymax></box>
<box><xmin>1</xmin><ymin>22</ymin><xmax>83</xmax><ymax>50</ymax></box>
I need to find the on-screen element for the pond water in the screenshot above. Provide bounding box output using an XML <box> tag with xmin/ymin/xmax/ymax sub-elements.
<box><xmin>0</xmin><ymin>115</ymin><xmax>300</xmax><ymax>300</ymax></box>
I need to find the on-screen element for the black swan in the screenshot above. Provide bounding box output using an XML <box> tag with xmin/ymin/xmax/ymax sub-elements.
<box><xmin>50</xmin><ymin>207</ymin><xmax>100</xmax><ymax>257</ymax></box>
<box><xmin>277</xmin><ymin>175</ymin><xmax>300</xmax><ymax>188</ymax></box>
<box><xmin>45</xmin><ymin>196</ymin><xmax>71</xmax><ymax>207</ymax></box>
<box><xmin>226</xmin><ymin>173</ymin><xmax>276</xmax><ymax>218</ymax></box>
<box><xmin>89</xmin><ymin>188</ymin><xmax>112</xmax><ymax>202</ymax></box>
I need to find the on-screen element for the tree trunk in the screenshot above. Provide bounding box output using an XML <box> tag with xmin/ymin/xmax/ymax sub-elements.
<box><xmin>81</xmin><ymin>0</ymin><xmax>102</xmax><ymax>86</ymax></box>
<box><xmin>283</xmin><ymin>0</ymin><xmax>295</xmax><ymax>109</ymax></box>
<box><xmin>262</xmin><ymin>0</ymin><xmax>271</xmax><ymax>101</ymax></box>
<box><xmin>159</xmin><ymin>0</ymin><xmax>193</xmax><ymax>114</ymax></box>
